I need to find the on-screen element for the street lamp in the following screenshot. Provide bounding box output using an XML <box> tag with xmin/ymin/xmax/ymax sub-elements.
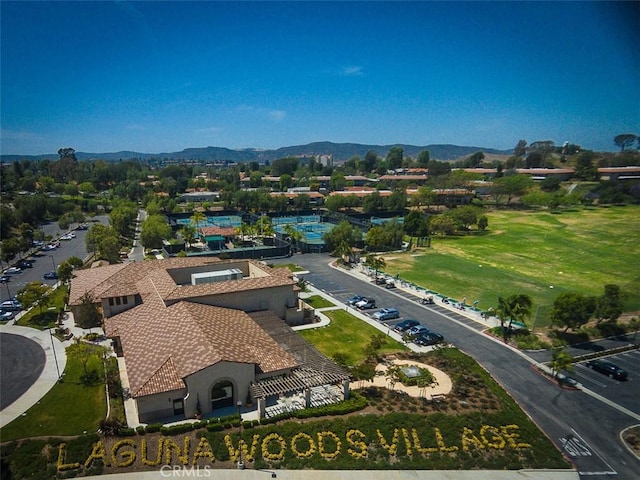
<box><xmin>236</xmin><ymin>400</ymin><xmax>245</xmax><ymax>469</ymax></box>
<box><xmin>48</xmin><ymin>327</ymin><xmax>62</xmax><ymax>382</ymax></box>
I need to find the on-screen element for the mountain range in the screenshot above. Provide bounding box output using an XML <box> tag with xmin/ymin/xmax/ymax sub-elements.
<box><xmin>1</xmin><ymin>141</ymin><xmax>512</xmax><ymax>163</ymax></box>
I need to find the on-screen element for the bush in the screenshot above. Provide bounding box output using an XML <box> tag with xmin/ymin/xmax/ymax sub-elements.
<box><xmin>119</xmin><ymin>427</ymin><xmax>136</xmax><ymax>437</ymax></box>
<box><xmin>145</xmin><ymin>423</ymin><xmax>162</xmax><ymax>433</ymax></box>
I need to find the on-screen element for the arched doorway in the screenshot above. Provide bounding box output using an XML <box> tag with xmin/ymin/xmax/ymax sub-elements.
<box><xmin>211</xmin><ymin>380</ymin><xmax>234</xmax><ymax>410</ymax></box>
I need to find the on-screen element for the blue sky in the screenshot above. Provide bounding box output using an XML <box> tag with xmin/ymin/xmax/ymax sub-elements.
<box><xmin>1</xmin><ymin>1</ymin><xmax>638</xmax><ymax>155</ymax></box>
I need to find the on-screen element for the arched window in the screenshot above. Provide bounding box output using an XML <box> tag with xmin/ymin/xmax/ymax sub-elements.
<box><xmin>211</xmin><ymin>380</ymin><xmax>234</xmax><ymax>410</ymax></box>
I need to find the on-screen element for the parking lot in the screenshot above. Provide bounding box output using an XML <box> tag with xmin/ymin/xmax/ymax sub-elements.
<box><xmin>573</xmin><ymin>350</ymin><xmax>640</xmax><ymax>415</ymax></box>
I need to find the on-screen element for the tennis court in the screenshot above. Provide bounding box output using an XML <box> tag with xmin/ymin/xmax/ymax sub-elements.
<box><xmin>273</xmin><ymin>219</ymin><xmax>335</xmax><ymax>251</ymax></box>
<box><xmin>176</xmin><ymin>215</ymin><xmax>242</xmax><ymax>228</ymax></box>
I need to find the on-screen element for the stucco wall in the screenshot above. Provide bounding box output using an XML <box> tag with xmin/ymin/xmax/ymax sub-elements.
<box><xmin>183</xmin><ymin>361</ymin><xmax>255</xmax><ymax>417</ymax></box>
<box><xmin>137</xmin><ymin>389</ymin><xmax>187</xmax><ymax>424</ymax></box>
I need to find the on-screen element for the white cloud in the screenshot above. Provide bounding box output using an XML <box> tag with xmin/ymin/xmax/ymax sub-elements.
<box><xmin>341</xmin><ymin>65</ymin><xmax>364</xmax><ymax>77</ymax></box>
<box><xmin>269</xmin><ymin>110</ymin><xmax>286</xmax><ymax>121</ymax></box>
<box><xmin>195</xmin><ymin>126</ymin><xmax>222</xmax><ymax>134</ymax></box>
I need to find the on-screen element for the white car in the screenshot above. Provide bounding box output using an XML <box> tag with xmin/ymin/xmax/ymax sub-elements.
<box><xmin>3</xmin><ymin>267</ymin><xmax>21</xmax><ymax>274</ymax></box>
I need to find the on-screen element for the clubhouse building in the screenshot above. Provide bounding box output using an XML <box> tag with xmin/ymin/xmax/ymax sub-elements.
<box><xmin>68</xmin><ymin>257</ymin><xmax>350</xmax><ymax>425</ymax></box>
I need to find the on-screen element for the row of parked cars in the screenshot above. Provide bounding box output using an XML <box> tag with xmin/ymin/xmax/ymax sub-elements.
<box><xmin>347</xmin><ymin>294</ymin><xmax>444</xmax><ymax>347</ymax></box>
<box><xmin>0</xmin><ymin>298</ymin><xmax>23</xmax><ymax>321</ymax></box>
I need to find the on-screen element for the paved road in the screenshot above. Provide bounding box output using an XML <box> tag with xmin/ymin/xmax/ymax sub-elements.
<box><xmin>275</xmin><ymin>253</ymin><xmax>640</xmax><ymax>480</ymax></box>
<box><xmin>0</xmin><ymin>333</ymin><xmax>46</xmax><ymax>410</ymax></box>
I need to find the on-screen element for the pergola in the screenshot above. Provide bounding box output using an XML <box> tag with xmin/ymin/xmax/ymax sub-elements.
<box><xmin>248</xmin><ymin>311</ymin><xmax>351</xmax><ymax>407</ymax></box>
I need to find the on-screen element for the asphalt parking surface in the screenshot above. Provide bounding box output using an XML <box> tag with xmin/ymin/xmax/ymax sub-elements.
<box><xmin>0</xmin><ymin>333</ymin><xmax>46</xmax><ymax>410</ymax></box>
<box><xmin>573</xmin><ymin>349</ymin><xmax>640</xmax><ymax>415</ymax></box>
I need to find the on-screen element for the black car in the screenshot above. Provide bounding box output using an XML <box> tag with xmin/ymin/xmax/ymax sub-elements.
<box><xmin>394</xmin><ymin>319</ymin><xmax>420</xmax><ymax>332</ymax></box>
<box><xmin>44</xmin><ymin>271</ymin><xmax>59</xmax><ymax>280</ymax></box>
<box><xmin>16</xmin><ymin>259</ymin><xmax>34</xmax><ymax>269</ymax></box>
<box><xmin>347</xmin><ymin>295</ymin><xmax>364</xmax><ymax>306</ymax></box>
<box><xmin>586</xmin><ymin>359</ymin><xmax>628</xmax><ymax>380</ymax></box>
<box><xmin>0</xmin><ymin>275</ymin><xmax>10</xmax><ymax>283</ymax></box>
<box><xmin>414</xmin><ymin>332</ymin><xmax>444</xmax><ymax>346</ymax></box>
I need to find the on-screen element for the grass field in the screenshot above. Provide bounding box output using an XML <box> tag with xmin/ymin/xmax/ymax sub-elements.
<box><xmin>303</xmin><ymin>295</ymin><xmax>336</xmax><ymax>309</ymax></box>
<box><xmin>383</xmin><ymin>206</ymin><xmax>640</xmax><ymax>328</ymax></box>
<box><xmin>299</xmin><ymin>310</ymin><xmax>408</xmax><ymax>366</ymax></box>
<box><xmin>0</xmin><ymin>345</ymin><xmax>106</xmax><ymax>441</ymax></box>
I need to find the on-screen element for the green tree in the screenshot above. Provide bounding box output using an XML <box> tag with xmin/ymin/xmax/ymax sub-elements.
<box><xmin>57</xmin><ymin>261</ymin><xmax>74</xmax><ymax>285</ymax></box>
<box><xmin>364</xmin><ymin>254</ymin><xmax>386</xmax><ymax>276</ymax></box>
<box><xmin>550</xmin><ymin>348</ymin><xmax>574</xmax><ymax>381</ymax></box>
<box><xmin>179</xmin><ymin>224</ymin><xmax>197</xmax><ymax>249</ymax></box>
<box><xmin>140</xmin><ymin>214</ymin><xmax>173</xmax><ymax>250</ymax></box>
<box><xmin>279</xmin><ymin>174</ymin><xmax>293</xmax><ymax>191</ymax></box>
<box><xmin>323</xmin><ymin>220</ymin><xmax>362</xmax><ymax>256</ymax></box>
<box><xmin>574</xmin><ymin>152</ymin><xmax>598</xmax><ymax>180</ymax></box>
<box><xmin>429</xmin><ymin>215</ymin><xmax>456</xmax><ymax>236</ymax></box>
<box><xmin>514</xmin><ymin>139</ymin><xmax>527</xmax><ymax>157</ymax></box>
<box><xmin>594</xmin><ymin>284</ymin><xmax>623</xmax><ymax>324</ymax></box>
<box><xmin>86</xmin><ymin>224</ymin><xmax>120</xmax><ymax>262</ymax></box>
<box><xmin>614</xmin><ymin>133</ymin><xmax>637</xmax><ymax>152</ymax></box>
<box><xmin>386</xmin><ymin>147</ymin><xmax>404</xmax><ymax>170</ymax></box>
<box><xmin>550</xmin><ymin>291</ymin><xmax>596</xmax><ymax>333</ymax></box>
<box><xmin>271</xmin><ymin>157</ymin><xmax>299</xmax><ymax>176</ymax></box>
<box><xmin>362</xmin><ymin>191</ymin><xmax>384</xmax><ymax>213</ymax></box>
<box><xmin>76</xmin><ymin>293</ymin><xmax>102</xmax><ymax>329</ymax></box>
<box><xmin>16</xmin><ymin>281</ymin><xmax>51</xmax><ymax>316</ymax></box>
<box><xmin>190</xmin><ymin>211</ymin><xmax>206</xmax><ymax>237</ymax></box>
<box><xmin>492</xmin><ymin>174</ymin><xmax>534</xmax><ymax>205</ymax></box>
<box><xmin>385</xmin><ymin>189</ymin><xmax>407</xmax><ymax>211</ymax></box>
<box><xmin>365</xmin><ymin>219</ymin><xmax>404</xmax><ymax>251</ymax></box>
<box><xmin>361</xmin><ymin>150</ymin><xmax>378</xmax><ymax>172</ymax></box>
<box><xmin>416</xmin><ymin>150</ymin><xmax>431</xmax><ymax>168</ymax></box>
<box><xmin>495</xmin><ymin>294</ymin><xmax>533</xmax><ymax>341</ymax></box>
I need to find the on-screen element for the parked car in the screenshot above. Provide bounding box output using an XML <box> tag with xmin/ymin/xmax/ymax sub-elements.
<box><xmin>394</xmin><ymin>319</ymin><xmax>420</xmax><ymax>332</ymax></box>
<box><xmin>586</xmin><ymin>359</ymin><xmax>628</xmax><ymax>380</ymax></box>
<box><xmin>3</xmin><ymin>267</ymin><xmax>22</xmax><ymax>274</ymax></box>
<box><xmin>347</xmin><ymin>295</ymin><xmax>364</xmax><ymax>306</ymax></box>
<box><xmin>16</xmin><ymin>259</ymin><xmax>34</xmax><ymax>269</ymax></box>
<box><xmin>356</xmin><ymin>298</ymin><xmax>376</xmax><ymax>309</ymax></box>
<box><xmin>373</xmin><ymin>308</ymin><xmax>400</xmax><ymax>321</ymax></box>
<box><xmin>77</xmin><ymin>223</ymin><xmax>89</xmax><ymax>230</ymax></box>
<box><xmin>385</xmin><ymin>279</ymin><xmax>396</xmax><ymax>289</ymax></box>
<box><xmin>0</xmin><ymin>300</ymin><xmax>22</xmax><ymax>311</ymax></box>
<box><xmin>60</xmin><ymin>233</ymin><xmax>76</xmax><ymax>240</ymax></box>
<box><xmin>44</xmin><ymin>271</ymin><xmax>59</xmax><ymax>280</ymax></box>
<box><xmin>414</xmin><ymin>332</ymin><xmax>444</xmax><ymax>346</ymax></box>
<box><xmin>0</xmin><ymin>310</ymin><xmax>16</xmax><ymax>321</ymax></box>
<box><xmin>0</xmin><ymin>275</ymin><xmax>10</xmax><ymax>283</ymax></box>
<box><xmin>407</xmin><ymin>325</ymin><xmax>430</xmax><ymax>337</ymax></box>
<box><xmin>375</xmin><ymin>276</ymin><xmax>387</xmax><ymax>285</ymax></box>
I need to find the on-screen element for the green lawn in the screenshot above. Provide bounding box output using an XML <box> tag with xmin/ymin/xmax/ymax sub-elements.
<box><xmin>303</xmin><ymin>295</ymin><xmax>336</xmax><ymax>309</ymax></box>
<box><xmin>0</xmin><ymin>344</ymin><xmax>107</xmax><ymax>441</ymax></box>
<box><xmin>16</xmin><ymin>285</ymin><xmax>68</xmax><ymax>330</ymax></box>
<box><xmin>272</xmin><ymin>263</ymin><xmax>306</xmax><ymax>272</ymax></box>
<box><xmin>300</xmin><ymin>309</ymin><xmax>408</xmax><ymax>366</ymax></box>
<box><xmin>384</xmin><ymin>206</ymin><xmax>640</xmax><ymax>328</ymax></box>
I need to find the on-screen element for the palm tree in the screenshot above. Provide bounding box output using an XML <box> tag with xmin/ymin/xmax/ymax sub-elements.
<box><xmin>496</xmin><ymin>294</ymin><xmax>533</xmax><ymax>342</ymax></box>
<box><xmin>283</xmin><ymin>224</ymin><xmax>302</xmax><ymax>253</ymax></box>
<box><xmin>180</xmin><ymin>224</ymin><xmax>197</xmax><ymax>249</ymax></box>
<box><xmin>365</xmin><ymin>254</ymin><xmax>386</xmax><ymax>277</ymax></box>
<box><xmin>550</xmin><ymin>348</ymin><xmax>574</xmax><ymax>381</ymax></box>
<box><xmin>190</xmin><ymin>211</ymin><xmax>206</xmax><ymax>241</ymax></box>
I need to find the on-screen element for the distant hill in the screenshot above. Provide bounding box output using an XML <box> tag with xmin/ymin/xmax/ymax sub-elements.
<box><xmin>1</xmin><ymin>142</ymin><xmax>512</xmax><ymax>163</ymax></box>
